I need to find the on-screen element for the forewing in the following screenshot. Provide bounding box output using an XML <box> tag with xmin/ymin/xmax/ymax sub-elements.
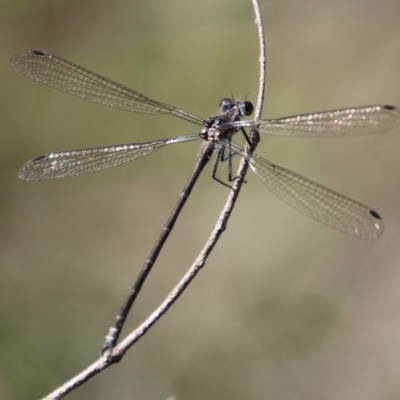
<box><xmin>11</xmin><ymin>50</ymin><xmax>203</xmax><ymax>125</ymax></box>
<box><xmin>234</xmin><ymin>105</ymin><xmax>400</xmax><ymax>137</ymax></box>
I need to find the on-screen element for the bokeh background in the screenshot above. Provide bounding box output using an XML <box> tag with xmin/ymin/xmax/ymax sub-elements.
<box><xmin>2</xmin><ymin>1</ymin><xmax>400</xmax><ymax>399</ymax></box>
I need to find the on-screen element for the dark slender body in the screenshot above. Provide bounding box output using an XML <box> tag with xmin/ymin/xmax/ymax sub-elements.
<box><xmin>102</xmin><ymin>100</ymin><xmax>252</xmax><ymax>352</ymax></box>
<box><xmin>102</xmin><ymin>143</ymin><xmax>214</xmax><ymax>352</ymax></box>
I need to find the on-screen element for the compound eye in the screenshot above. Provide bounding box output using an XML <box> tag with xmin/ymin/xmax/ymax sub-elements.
<box><xmin>243</xmin><ymin>101</ymin><xmax>254</xmax><ymax>116</ymax></box>
<box><xmin>220</xmin><ymin>98</ymin><xmax>233</xmax><ymax>112</ymax></box>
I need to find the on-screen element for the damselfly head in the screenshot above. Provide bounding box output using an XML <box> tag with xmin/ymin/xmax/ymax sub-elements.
<box><xmin>219</xmin><ymin>98</ymin><xmax>254</xmax><ymax>116</ymax></box>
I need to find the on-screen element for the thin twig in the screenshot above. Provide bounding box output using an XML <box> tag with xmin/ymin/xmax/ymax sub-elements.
<box><xmin>252</xmin><ymin>0</ymin><xmax>266</xmax><ymax>121</ymax></box>
<box><xmin>114</xmin><ymin>0</ymin><xmax>266</xmax><ymax>357</ymax></box>
<box><xmin>41</xmin><ymin>1</ymin><xmax>266</xmax><ymax>398</ymax></box>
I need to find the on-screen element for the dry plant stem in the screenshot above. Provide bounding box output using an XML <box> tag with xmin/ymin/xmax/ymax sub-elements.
<box><xmin>252</xmin><ymin>0</ymin><xmax>266</xmax><ymax>122</ymax></box>
<box><xmin>114</xmin><ymin>0</ymin><xmax>266</xmax><ymax>358</ymax></box>
<box><xmin>41</xmin><ymin>0</ymin><xmax>266</xmax><ymax>398</ymax></box>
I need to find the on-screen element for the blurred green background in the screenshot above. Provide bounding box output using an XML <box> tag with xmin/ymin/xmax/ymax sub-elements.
<box><xmin>2</xmin><ymin>1</ymin><xmax>400</xmax><ymax>399</ymax></box>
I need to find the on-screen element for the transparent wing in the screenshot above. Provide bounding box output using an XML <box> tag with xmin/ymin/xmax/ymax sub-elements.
<box><xmin>11</xmin><ymin>50</ymin><xmax>203</xmax><ymax>126</ymax></box>
<box><xmin>229</xmin><ymin>143</ymin><xmax>383</xmax><ymax>239</ymax></box>
<box><xmin>232</xmin><ymin>105</ymin><xmax>400</xmax><ymax>137</ymax></box>
<box><xmin>19</xmin><ymin>134</ymin><xmax>200</xmax><ymax>180</ymax></box>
